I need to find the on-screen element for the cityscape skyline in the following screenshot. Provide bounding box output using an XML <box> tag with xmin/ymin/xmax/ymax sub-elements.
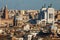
<box><xmin>0</xmin><ymin>0</ymin><xmax>60</xmax><ymax>10</ymax></box>
<box><xmin>0</xmin><ymin>1</ymin><xmax>60</xmax><ymax>40</ymax></box>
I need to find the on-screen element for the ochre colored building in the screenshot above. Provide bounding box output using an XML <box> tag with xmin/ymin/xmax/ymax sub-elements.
<box><xmin>0</xmin><ymin>6</ymin><xmax>13</xmax><ymax>27</ymax></box>
<box><xmin>55</xmin><ymin>10</ymin><xmax>60</xmax><ymax>21</ymax></box>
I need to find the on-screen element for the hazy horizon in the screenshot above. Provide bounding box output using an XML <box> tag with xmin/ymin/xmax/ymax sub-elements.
<box><xmin>0</xmin><ymin>0</ymin><xmax>60</xmax><ymax>10</ymax></box>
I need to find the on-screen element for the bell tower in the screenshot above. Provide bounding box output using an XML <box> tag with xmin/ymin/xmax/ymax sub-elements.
<box><xmin>4</xmin><ymin>5</ymin><xmax>8</xmax><ymax>19</ymax></box>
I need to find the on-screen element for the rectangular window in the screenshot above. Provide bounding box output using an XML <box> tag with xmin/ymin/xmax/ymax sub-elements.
<box><xmin>49</xmin><ymin>14</ymin><xmax>53</xmax><ymax>18</ymax></box>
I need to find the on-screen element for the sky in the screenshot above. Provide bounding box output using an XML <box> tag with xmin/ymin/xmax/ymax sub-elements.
<box><xmin>0</xmin><ymin>0</ymin><xmax>60</xmax><ymax>10</ymax></box>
